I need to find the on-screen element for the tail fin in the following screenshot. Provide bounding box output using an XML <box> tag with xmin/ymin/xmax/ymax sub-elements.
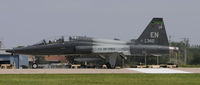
<box><xmin>137</xmin><ymin>18</ymin><xmax>169</xmax><ymax>46</ymax></box>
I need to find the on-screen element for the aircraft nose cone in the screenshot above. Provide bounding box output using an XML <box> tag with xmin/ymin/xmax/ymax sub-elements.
<box><xmin>6</xmin><ymin>47</ymin><xmax>32</xmax><ymax>54</ymax></box>
<box><xmin>6</xmin><ymin>49</ymin><xmax>15</xmax><ymax>53</ymax></box>
<box><xmin>6</xmin><ymin>48</ymin><xmax>26</xmax><ymax>54</ymax></box>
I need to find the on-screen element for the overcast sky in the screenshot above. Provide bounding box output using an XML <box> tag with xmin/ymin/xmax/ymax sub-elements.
<box><xmin>0</xmin><ymin>0</ymin><xmax>200</xmax><ymax>48</ymax></box>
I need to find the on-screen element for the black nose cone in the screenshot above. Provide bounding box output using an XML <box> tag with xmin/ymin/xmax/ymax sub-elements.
<box><xmin>6</xmin><ymin>49</ymin><xmax>15</xmax><ymax>53</ymax></box>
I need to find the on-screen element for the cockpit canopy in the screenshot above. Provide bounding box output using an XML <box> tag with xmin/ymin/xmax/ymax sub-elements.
<box><xmin>69</xmin><ymin>36</ymin><xmax>92</xmax><ymax>41</ymax></box>
<box><xmin>33</xmin><ymin>36</ymin><xmax>93</xmax><ymax>46</ymax></box>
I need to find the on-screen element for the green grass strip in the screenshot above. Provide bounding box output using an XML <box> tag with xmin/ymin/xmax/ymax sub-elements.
<box><xmin>0</xmin><ymin>74</ymin><xmax>200</xmax><ymax>85</ymax></box>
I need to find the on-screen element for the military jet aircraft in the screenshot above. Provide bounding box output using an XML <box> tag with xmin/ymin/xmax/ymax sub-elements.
<box><xmin>6</xmin><ymin>18</ymin><xmax>178</xmax><ymax>68</ymax></box>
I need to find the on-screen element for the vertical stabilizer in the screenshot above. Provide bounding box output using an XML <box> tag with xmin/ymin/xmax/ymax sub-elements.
<box><xmin>137</xmin><ymin>18</ymin><xmax>169</xmax><ymax>46</ymax></box>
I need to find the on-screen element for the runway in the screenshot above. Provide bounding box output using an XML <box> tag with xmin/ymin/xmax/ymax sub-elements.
<box><xmin>127</xmin><ymin>68</ymin><xmax>192</xmax><ymax>74</ymax></box>
<box><xmin>0</xmin><ymin>68</ymin><xmax>199</xmax><ymax>74</ymax></box>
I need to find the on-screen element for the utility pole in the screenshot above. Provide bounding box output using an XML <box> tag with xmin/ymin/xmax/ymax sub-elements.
<box><xmin>0</xmin><ymin>38</ymin><xmax>5</xmax><ymax>48</ymax></box>
<box><xmin>144</xmin><ymin>54</ymin><xmax>147</xmax><ymax>65</ymax></box>
<box><xmin>0</xmin><ymin>41</ymin><xmax>2</xmax><ymax>48</ymax></box>
<box><xmin>184</xmin><ymin>38</ymin><xmax>189</xmax><ymax>65</ymax></box>
<box><xmin>169</xmin><ymin>36</ymin><xmax>172</xmax><ymax>63</ymax></box>
<box><xmin>142</xmin><ymin>50</ymin><xmax>147</xmax><ymax>65</ymax></box>
<box><xmin>157</xmin><ymin>56</ymin><xmax>159</xmax><ymax>65</ymax></box>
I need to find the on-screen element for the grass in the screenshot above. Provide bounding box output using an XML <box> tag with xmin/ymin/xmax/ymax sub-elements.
<box><xmin>0</xmin><ymin>74</ymin><xmax>200</xmax><ymax>85</ymax></box>
<box><xmin>179</xmin><ymin>64</ymin><xmax>200</xmax><ymax>68</ymax></box>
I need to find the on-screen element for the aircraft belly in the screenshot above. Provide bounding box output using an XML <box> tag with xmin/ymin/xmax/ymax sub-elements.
<box><xmin>130</xmin><ymin>45</ymin><xmax>169</xmax><ymax>56</ymax></box>
<box><xmin>75</xmin><ymin>46</ymin><xmax>93</xmax><ymax>54</ymax></box>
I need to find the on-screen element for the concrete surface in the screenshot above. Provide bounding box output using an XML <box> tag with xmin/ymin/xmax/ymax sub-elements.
<box><xmin>127</xmin><ymin>68</ymin><xmax>191</xmax><ymax>74</ymax></box>
<box><xmin>0</xmin><ymin>69</ymin><xmax>141</xmax><ymax>74</ymax></box>
<box><xmin>0</xmin><ymin>68</ymin><xmax>199</xmax><ymax>74</ymax></box>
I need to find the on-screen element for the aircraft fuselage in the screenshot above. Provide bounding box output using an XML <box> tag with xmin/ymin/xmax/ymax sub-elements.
<box><xmin>7</xmin><ymin>40</ymin><xmax>169</xmax><ymax>56</ymax></box>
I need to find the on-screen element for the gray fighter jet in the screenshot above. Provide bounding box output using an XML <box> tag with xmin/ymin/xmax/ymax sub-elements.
<box><xmin>7</xmin><ymin>18</ymin><xmax>177</xmax><ymax>68</ymax></box>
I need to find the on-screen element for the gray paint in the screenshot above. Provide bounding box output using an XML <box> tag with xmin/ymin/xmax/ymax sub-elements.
<box><xmin>7</xmin><ymin>18</ymin><xmax>170</xmax><ymax>56</ymax></box>
<box><xmin>5</xmin><ymin>17</ymin><xmax>174</xmax><ymax>68</ymax></box>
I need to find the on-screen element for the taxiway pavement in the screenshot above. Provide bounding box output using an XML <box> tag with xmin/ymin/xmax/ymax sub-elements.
<box><xmin>0</xmin><ymin>68</ymin><xmax>199</xmax><ymax>74</ymax></box>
